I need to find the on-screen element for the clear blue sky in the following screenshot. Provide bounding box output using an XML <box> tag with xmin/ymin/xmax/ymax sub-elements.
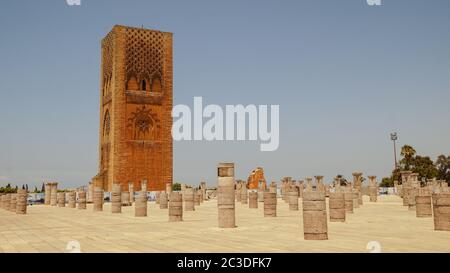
<box><xmin>1</xmin><ymin>0</ymin><xmax>449</xmax><ymax>189</ymax></box>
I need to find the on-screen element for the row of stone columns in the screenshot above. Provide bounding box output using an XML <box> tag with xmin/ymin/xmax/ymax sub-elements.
<box><xmin>399</xmin><ymin>171</ymin><xmax>450</xmax><ymax>231</ymax></box>
<box><xmin>218</xmin><ymin>166</ymin><xmax>378</xmax><ymax>241</ymax></box>
<box><xmin>0</xmin><ymin>189</ymin><xmax>27</xmax><ymax>214</ymax></box>
<box><xmin>44</xmin><ymin>179</ymin><xmax>209</xmax><ymax>223</ymax></box>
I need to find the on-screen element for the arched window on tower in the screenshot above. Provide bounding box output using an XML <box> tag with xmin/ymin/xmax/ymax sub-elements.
<box><xmin>151</xmin><ymin>76</ymin><xmax>162</xmax><ymax>93</ymax></box>
<box><xmin>141</xmin><ymin>80</ymin><xmax>147</xmax><ymax>92</ymax></box>
<box><xmin>126</xmin><ymin>76</ymin><xmax>139</xmax><ymax>90</ymax></box>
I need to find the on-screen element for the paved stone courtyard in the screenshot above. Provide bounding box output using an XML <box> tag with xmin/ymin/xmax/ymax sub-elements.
<box><xmin>1</xmin><ymin>195</ymin><xmax>449</xmax><ymax>253</ymax></box>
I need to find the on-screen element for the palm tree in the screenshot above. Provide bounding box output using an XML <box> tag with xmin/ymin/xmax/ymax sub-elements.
<box><xmin>400</xmin><ymin>145</ymin><xmax>416</xmax><ymax>159</ymax></box>
<box><xmin>400</xmin><ymin>145</ymin><xmax>417</xmax><ymax>171</ymax></box>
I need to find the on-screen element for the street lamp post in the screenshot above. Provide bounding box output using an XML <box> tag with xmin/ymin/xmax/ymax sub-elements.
<box><xmin>390</xmin><ymin>132</ymin><xmax>398</xmax><ymax>170</ymax></box>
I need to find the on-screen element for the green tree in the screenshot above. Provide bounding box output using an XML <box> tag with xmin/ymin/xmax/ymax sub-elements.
<box><xmin>436</xmin><ymin>155</ymin><xmax>450</xmax><ymax>183</ymax></box>
<box><xmin>173</xmin><ymin>183</ymin><xmax>181</xmax><ymax>191</ymax></box>
<box><xmin>400</xmin><ymin>145</ymin><xmax>417</xmax><ymax>170</ymax></box>
<box><xmin>411</xmin><ymin>155</ymin><xmax>438</xmax><ymax>182</ymax></box>
<box><xmin>380</xmin><ymin>177</ymin><xmax>393</xmax><ymax>187</ymax></box>
<box><xmin>392</xmin><ymin>145</ymin><xmax>440</xmax><ymax>184</ymax></box>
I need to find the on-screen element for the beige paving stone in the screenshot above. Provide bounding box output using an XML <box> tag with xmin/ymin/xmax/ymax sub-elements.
<box><xmin>1</xmin><ymin>195</ymin><xmax>450</xmax><ymax>252</ymax></box>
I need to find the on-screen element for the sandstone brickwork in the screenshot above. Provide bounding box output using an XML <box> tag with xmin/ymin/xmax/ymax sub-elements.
<box><xmin>94</xmin><ymin>25</ymin><xmax>173</xmax><ymax>193</ymax></box>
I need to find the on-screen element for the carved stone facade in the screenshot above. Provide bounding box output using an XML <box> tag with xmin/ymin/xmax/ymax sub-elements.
<box><xmin>95</xmin><ymin>25</ymin><xmax>173</xmax><ymax>192</ymax></box>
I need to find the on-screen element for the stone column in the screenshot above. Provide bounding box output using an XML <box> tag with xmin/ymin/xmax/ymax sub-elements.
<box><xmin>368</xmin><ymin>176</ymin><xmax>378</xmax><ymax>202</ymax></box>
<box><xmin>263</xmin><ymin>192</ymin><xmax>277</xmax><ymax>217</ymax></box>
<box><xmin>269</xmin><ymin>182</ymin><xmax>277</xmax><ymax>194</ymax></box>
<box><xmin>408</xmin><ymin>175</ymin><xmax>419</xmax><ymax>211</ymax></box>
<box><xmin>280</xmin><ymin>180</ymin><xmax>285</xmax><ymax>201</ymax></box>
<box><xmin>258</xmin><ymin>188</ymin><xmax>264</xmax><ymax>202</ymax></box>
<box><xmin>128</xmin><ymin>182</ymin><xmax>135</xmax><ymax>204</ymax></box>
<box><xmin>416</xmin><ymin>189</ymin><xmax>432</xmax><ymax>218</ymax></box>
<box><xmin>436</xmin><ymin>180</ymin><xmax>443</xmax><ymax>193</ymax></box>
<box><xmin>288</xmin><ymin>186</ymin><xmax>299</xmax><ymax>211</ymax></box>
<box><xmin>184</xmin><ymin>187</ymin><xmax>195</xmax><ymax>211</ymax></box>
<box><xmin>249</xmin><ymin>191</ymin><xmax>258</xmax><ymax>209</ymax></box>
<box><xmin>315</xmin><ymin>176</ymin><xmax>325</xmax><ymax>193</ymax></box>
<box><xmin>201</xmin><ymin>181</ymin><xmax>207</xmax><ymax>201</ymax></box>
<box><xmin>2</xmin><ymin>194</ymin><xmax>7</xmax><ymax>210</ymax></box>
<box><xmin>160</xmin><ymin>192</ymin><xmax>168</xmax><ymax>209</ymax></box>
<box><xmin>432</xmin><ymin>193</ymin><xmax>450</xmax><ymax>231</ymax></box>
<box><xmin>16</xmin><ymin>189</ymin><xmax>27</xmax><ymax>215</ymax></box>
<box><xmin>344</xmin><ymin>188</ymin><xmax>354</xmax><ymax>214</ymax></box>
<box><xmin>410</xmin><ymin>173</ymin><xmax>420</xmax><ymax>189</ymax></box>
<box><xmin>305</xmin><ymin>177</ymin><xmax>313</xmax><ymax>192</ymax></box>
<box><xmin>352</xmin><ymin>188</ymin><xmax>359</xmax><ymax>209</ymax></box>
<box><xmin>282</xmin><ymin>178</ymin><xmax>290</xmax><ymax>203</ymax></box>
<box><xmin>441</xmin><ymin>181</ymin><xmax>449</xmax><ymax>192</ymax></box>
<box><xmin>78</xmin><ymin>191</ymin><xmax>87</xmax><ymax>209</ymax></box>
<box><xmin>394</xmin><ymin>180</ymin><xmax>399</xmax><ymax>196</ymax></box>
<box><xmin>334</xmin><ymin>177</ymin><xmax>341</xmax><ymax>193</ymax></box>
<box><xmin>169</xmin><ymin>192</ymin><xmax>183</xmax><ymax>222</ymax></box>
<box><xmin>68</xmin><ymin>191</ymin><xmax>76</xmax><ymax>208</ymax></box>
<box><xmin>428</xmin><ymin>179</ymin><xmax>436</xmax><ymax>194</ymax></box>
<box><xmin>217</xmin><ymin>163</ymin><xmax>236</xmax><ymax>228</ymax></box>
<box><xmin>302</xmin><ymin>191</ymin><xmax>328</xmax><ymax>240</ymax></box>
<box><xmin>111</xmin><ymin>183</ymin><xmax>122</xmax><ymax>213</ymax></box>
<box><xmin>240</xmin><ymin>186</ymin><xmax>248</xmax><ymax>204</ymax></box>
<box><xmin>199</xmin><ymin>189</ymin><xmax>204</xmax><ymax>203</ymax></box>
<box><xmin>9</xmin><ymin>194</ymin><xmax>17</xmax><ymax>212</ymax></box>
<box><xmin>93</xmin><ymin>186</ymin><xmax>103</xmax><ymax>212</ymax></box>
<box><xmin>403</xmin><ymin>187</ymin><xmax>411</xmax><ymax>206</ymax></box>
<box><xmin>50</xmin><ymin>182</ymin><xmax>58</xmax><ymax>206</ymax></box>
<box><xmin>135</xmin><ymin>180</ymin><xmax>147</xmax><ymax>217</ymax></box>
<box><xmin>298</xmin><ymin>180</ymin><xmax>304</xmax><ymax>198</ymax></box>
<box><xmin>194</xmin><ymin>190</ymin><xmax>201</xmax><ymax>206</ymax></box>
<box><xmin>121</xmin><ymin>192</ymin><xmax>130</xmax><ymax>206</ymax></box>
<box><xmin>329</xmin><ymin>192</ymin><xmax>345</xmax><ymax>222</ymax></box>
<box><xmin>4</xmin><ymin>194</ymin><xmax>11</xmax><ymax>211</ymax></box>
<box><xmin>408</xmin><ymin>188</ymin><xmax>418</xmax><ymax>211</ymax></box>
<box><xmin>44</xmin><ymin>183</ymin><xmax>51</xmax><ymax>205</ymax></box>
<box><xmin>400</xmin><ymin>171</ymin><xmax>412</xmax><ymax>206</ymax></box>
<box><xmin>235</xmin><ymin>182</ymin><xmax>242</xmax><ymax>202</ymax></box>
<box><xmin>352</xmin><ymin>172</ymin><xmax>363</xmax><ymax>205</ymax></box>
<box><xmin>57</xmin><ymin>192</ymin><xmax>65</xmax><ymax>207</ymax></box>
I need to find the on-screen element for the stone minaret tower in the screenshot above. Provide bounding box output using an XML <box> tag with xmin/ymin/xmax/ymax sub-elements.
<box><xmin>95</xmin><ymin>25</ymin><xmax>173</xmax><ymax>192</ymax></box>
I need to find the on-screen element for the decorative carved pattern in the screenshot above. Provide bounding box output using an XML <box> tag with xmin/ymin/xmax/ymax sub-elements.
<box><xmin>103</xmin><ymin>110</ymin><xmax>110</xmax><ymax>138</ymax></box>
<box><xmin>127</xmin><ymin>105</ymin><xmax>161</xmax><ymax>140</ymax></box>
<box><xmin>125</xmin><ymin>28</ymin><xmax>164</xmax><ymax>87</ymax></box>
<box><xmin>102</xmin><ymin>31</ymin><xmax>114</xmax><ymax>98</ymax></box>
